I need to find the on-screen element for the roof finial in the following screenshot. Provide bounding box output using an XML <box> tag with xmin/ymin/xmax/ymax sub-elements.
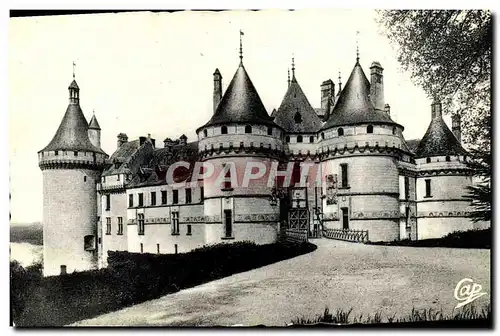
<box><xmin>239</xmin><ymin>30</ymin><xmax>244</xmax><ymax>63</ymax></box>
<box><xmin>93</xmin><ymin>108</ymin><xmax>95</xmax><ymax>115</ymax></box>
<box><xmin>338</xmin><ymin>70</ymin><xmax>342</xmax><ymax>92</ymax></box>
<box><xmin>72</xmin><ymin>61</ymin><xmax>76</xmax><ymax>79</ymax></box>
<box><xmin>287</xmin><ymin>68</ymin><xmax>290</xmax><ymax>87</ymax></box>
<box><xmin>291</xmin><ymin>54</ymin><xmax>295</xmax><ymax>78</ymax></box>
<box><xmin>356</xmin><ymin>30</ymin><xmax>360</xmax><ymax>63</ymax></box>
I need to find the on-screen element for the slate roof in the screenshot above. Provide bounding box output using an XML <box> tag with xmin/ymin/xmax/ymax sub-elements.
<box><xmin>273</xmin><ymin>76</ymin><xmax>323</xmax><ymax>133</ymax></box>
<box><xmin>40</xmin><ymin>102</ymin><xmax>106</xmax><ymax>154</ymax></box>
<box><xmin>89</xmin><ymin>114</ymin><xmax>101</xmax><ymax>130</ymax></box>
<box><xmin>322</xmin><ymin>61</ymin><xmax>395</xmax><ymax>129</ymax></box>
<box><xmin>405</xmin><ymin>139</ymin><xmax>421</xmax><ymax>153</ymax></box>
<box><xmin>415</xmin><ymin>115</ymin><xmax>467</xmax><ymax>158</ymax></box>
<box><xmin>128</xmin><ymin>141</ymin><xmax>199</xmax><ymax>187</ymax></box>
<box><xmin>102</xmin><ymin>140</ymin><xmax>141</xmax><ymax>176</ymax></box>
<box><xmin>199</xmin><ymin>62</ymin><xmax>276</xmax><ymax>129</ymax></box>
<box><xmin>68</xmin><ymin>79</ymin><xmax>79</xmax><ymax>90</ymax></box>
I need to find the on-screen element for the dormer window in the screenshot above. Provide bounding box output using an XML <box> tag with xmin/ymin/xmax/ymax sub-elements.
<box><xmin>338</xmin><ymin>128</ymin><xmax>344</xmax><ymax>136</ymax></box>
<box><xmin>309</xmin><ymin>136</ymin><xmax>314</xmax><ymax>143</ymax></box>
<box><xmin>221</xmin><ymin>126</ymin><xmax>228</xmax><ymax>134</ymax></box>
<box><xmin>367</xmin><ymin>125</ymin><xmax>373</xmax><ymax>134</ymax></box>
<box><xmin>245</xmin><ymin>125</ymin><xmax>252</xmax><ymax>134</ymax></box>
<box><xmin>294</xmin><ymin>112</ymin><xmax>302</xmax><ymax>123</ymax></box>
<box><xmin>297</xmin><ymin>135</ymin><xmax>303</xmax><ymax>143</ymax></box>
<box><xmin>426</xmin><ymin>157</ymin><xmax>431</xmax><ymax>163</ymax></box>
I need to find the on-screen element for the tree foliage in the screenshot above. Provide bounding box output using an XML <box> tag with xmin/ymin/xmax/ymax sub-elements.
<box><xmin>376</xmin><ymin>10</ymin><xmax>491</xmax><ymax>151</ymax></box>
<box><xmin>377</xmin><ymin>10</ymin><xmax>492</xmax><ymax>222</ymax></box>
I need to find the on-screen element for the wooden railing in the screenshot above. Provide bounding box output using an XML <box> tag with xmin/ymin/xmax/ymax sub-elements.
<box><xmin>283</xmin><ymin>228</ymin><xmax>309</xmax><ymax>243</ymax></box>
<box><xmin>322</xmin><ymin>228</ymin><xmax>369</xmax><ymax>243</ymax></box>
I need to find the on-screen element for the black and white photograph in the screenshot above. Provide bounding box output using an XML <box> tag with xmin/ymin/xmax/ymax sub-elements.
<box><xmin>8</xmin><ymin>7</ymin><xmax>492</xmax><ymax>328</ymax></box>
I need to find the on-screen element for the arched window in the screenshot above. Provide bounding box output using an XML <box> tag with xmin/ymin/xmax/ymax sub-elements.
<box><xmin>267</xmin><ymin>126</ymin><xmax>273</xmax><ymax>135</ymax></box>
<box><xmin>245</xmin><ymin>125</ymin><xmax>252</xmax><ymax>134</ymax></box>
<box><xmin>367</xmin><ymin>125</ymin><xmax>373</xmax><ymax>134</ymax></box>
<box><xmin>203</xmin><ymin>129</ymin><xmax>208</xmax><ymax>137</ymax></box>
<box><xmin>337</xmin><ymin>128</ymin><xmax>344</xmax><ymax>136</ymax></box>
<box><xmin>426</xmin><ymin>157</ymin><xmax>431</xmax><ymax>163</ymax></box>
<box><xmin>285</xmin><ymin>136</ymin><xmax>290</xmax><ymax>143</ymax></box>
<box><xmin>445</xmin><ymin>156</ymin><xmax>451</xmax><ymax>162</ymax></box>
<box><xmin>321</xmin><ymin>132</ymin><xmax>325</xmax><ymax>140</ymax></box>
<box><xmin>297</xmin><ymin>135</ymin><xmax>303</xmax><ymax>143</ymax></box>
<box><xmin>392</xmin><ymin>127</ymin><xmax>396</xmax><ymax>135</ymax></box>
<box><xmin>221</xmin><ymin>126</ymin><xmax>228</xmax><ymax>134</ymax></box>
<box><xmin>309</xmin><ymin>136</ymin><xmax>314</xmax><ymax>143</ymax></box>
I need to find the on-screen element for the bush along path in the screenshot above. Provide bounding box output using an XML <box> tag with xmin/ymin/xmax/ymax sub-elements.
<box><xmin>11</xmin><ymin>241</ymin><xmax>316</xmax><ymax>327</ymax></box>
<box><xmin>366</xmin><ymin>228</ymin><xmax>491</xmax><ymax>249</ymax></box>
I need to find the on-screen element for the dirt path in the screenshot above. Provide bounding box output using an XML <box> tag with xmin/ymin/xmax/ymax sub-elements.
<box><xmin>73</xmin><ymin>239</ymin><xmax>491</xmax><ymax>326</ymax></box>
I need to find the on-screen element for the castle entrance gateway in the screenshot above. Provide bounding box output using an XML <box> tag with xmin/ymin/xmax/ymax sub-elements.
<box><xmin>282</xmin><ymin>187</ymin><xmax>309</xmax><ymax>242</ymax></box>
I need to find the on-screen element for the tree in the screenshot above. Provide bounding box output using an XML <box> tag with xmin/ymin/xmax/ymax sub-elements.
<box><xmin>377</xmin><ymin>10</ymin><xmax>492</xmax><ymax>221</ymax></box>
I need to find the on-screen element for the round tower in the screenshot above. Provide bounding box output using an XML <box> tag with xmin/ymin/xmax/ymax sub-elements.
<box><xmin>196</xmin><ymin>38</ymin><xmax>284</xmax><ymax>245</ymax></box>
<box><xmin>38</xmin><ymin>75</ymin><xmax>108</xmax><ymax>276</ymax></box>
<box><xmin>319</xmin><ymin>59</ymin><xmax>404</xmax><ymax>242</ymax></box>
<box><xmin>414</xmin><ymin>99</ymin><xmax>482</xmax><ymax>239</ymax></box>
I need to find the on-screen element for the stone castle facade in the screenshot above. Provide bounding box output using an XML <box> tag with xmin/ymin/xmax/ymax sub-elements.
<box><xmin>38</xmin><ymin>48</ymin><xmax>489</xmax><ymax>276</ymax></box>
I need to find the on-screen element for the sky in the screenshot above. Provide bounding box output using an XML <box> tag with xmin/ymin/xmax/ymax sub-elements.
<box><xmin>8</xmin><ymin>9</ymin><xmax>450</xmax><ymax>224</ymax></box>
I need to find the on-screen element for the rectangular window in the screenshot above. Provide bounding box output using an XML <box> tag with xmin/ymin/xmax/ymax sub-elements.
<box><xmin>117</xmin><ymin>174</ymin><xmax>121</xmax><ymax>181</ymax></box>
<box><xmin>74</xmin><ymin>151</ymin><xmax>78</xmax><ymax>156</ymax></box>
<box><xmin>106</xmin><ymin>217</ymin><xmax>111</xmax><ymax>235</ymax></box>
<box><xmin>187</xmin><ymin>224</ymin><xmax>192</xmax><ymax>235</ymax></box>
<box><xmin>200</xmin><ymin>187</ymin><xmax>204</xmax><ymax>201</ymax></box>
<box><xmin>223</xmin><ymin>164</ymin><xmax>232</xmax><ymax>190</ymax></box>
<box><xmin>157</xmin><ymin>243</ymin><xmax>160</xmax><ymax>254</ymax></box>
<box><xmin>404</xmin><ymin>176</ymin><xmax>410</xmax><ymax>200</ymax></box>
<box><xmin>174</xmin><ymin>244</ymin><xmax>178</xmax><ymax>254</ymax></box>
<box><xmin>224</xmin><ymin>210</ymin><xmax>233</xmax><ymax>238</ymax></box>
<box><xmin>161</xmin><ymin>190</ymin><xmax>167</xmax><ymax>204</ymax></box>
<box><xmin>128</xmin><ymin>194</ymin><xmax>133</xmax><ymax>207</ymax></box>
<box><xmin>172</xmin><ymin>211</ymin><xmax>179</xmax><ymax>234</ymax></box>
<box><xmin>55</xmin><ymin>150</ymin><xmax>59</xmax><ymax>156</ymax></box>
<box><xmin>151</xmin><ymin>191</ymin><xmax>156</xmax><ymax>206</ymax></box>
<box><xmin>138</xmin><ymin>214</ymin><xmax>145</xmax><ymax>235</ymax></box>
<box><xmin>340</xmin><ymin>164</ymin><xmax>348</xmax><ymax>188</ymax></box>
<box><xmin>425</xmin><ymin>179</ymin><xmax>432</xmax><ymax>197</ymax></box>
<box><xmin>405</xmin><ymin>207</ymin><xmax>411</xmax><ymax>229</ymax></box>
<box><xmin>105</xmin><ymin>194</ymin><xmax>111</xmax><ymax>211</ymax></box>
<box><xmin>341</xmin><ymin>208</ymin><xmax>349</xmax><ymax>230</ymax></box>
<box><xmin>138</xmin><ymin>193</ymin><xmax>144</xmax><ymax>207</ymax></box>
<box><xmin>140</xmin><ymin>243</ymin><xmax>143</xmax><ymax>253</ymax></box>
<box><xmin>173</xmin><ymin>190</ymin><xmax>179</xmax><ymax>204</ymax></box>
<box><xmin>185</xmin><ymin>188</ymin><xmax>192</xmax><ymax>204</ymax></box>
<box><xmin>117</xmin><ymin>217</ymin><xmax>123</xmax><ymax>235</ymax></box>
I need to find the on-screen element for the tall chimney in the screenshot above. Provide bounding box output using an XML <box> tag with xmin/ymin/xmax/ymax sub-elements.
<box><xmin>213</xmin><ymin>68</ymin><xmax>222</xmax><ymax>113</ymax></box>
<box><xmin>370</xmin><ymin>61</ymin><xmax>384</xmax><ymax>110</ymax></box>
<box><xmin>179</xmin><ymin>134</ymin><xmax>187</xmax><ymax>146</ymax></box>
<box><xmin>117</xmin><ymin>133</ymin><xmax>128</xmax><ymax>149</ymax></box>
<box><xmin>320</xmin><ymin>79</ymin><xmax>334</xmax><ymax>120</ymax></box>
<box><xmin>431</xmin><ymin>98</ymin><xmax>442</xmax><ymax>119</ymax></box>
<box><xmin>452</xmin><ymin>114</ymin><xmax>462</xmax><ymax>143</ymax></box>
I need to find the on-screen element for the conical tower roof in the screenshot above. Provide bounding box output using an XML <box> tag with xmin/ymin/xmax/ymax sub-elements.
<box><xmin>89</xmin><ymin>113</ymin><xmax>101</xmax><ymax>130</ymax></box>
<box><xmin>40</xmin><ymin>80</ymin><xmax>105</xmax><ymax>154</ymax></box>
<box><xmin>323</xmin><ymin>61</ymin><xmax>394</xmax><ymax>129</ymax></box>
<box><xmin>200</xmin><ymin>63</ymin><xmax>275</xmax><ymax>128</ymax></box>
<box><xmin>274</xmin><ymin>76</ymin><xmax>322</xmax><ymax>133</ymax></box>
<box><xmin>415</xmin><ymin>110</ymin><xmax>467</xmax><ymax>158</ymax></box>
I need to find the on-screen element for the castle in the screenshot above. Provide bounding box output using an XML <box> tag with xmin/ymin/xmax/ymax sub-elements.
<box><xmin>38</xmin><ymin>41</ymin><xmax>489</xmax><ymax>277</ymax></box>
